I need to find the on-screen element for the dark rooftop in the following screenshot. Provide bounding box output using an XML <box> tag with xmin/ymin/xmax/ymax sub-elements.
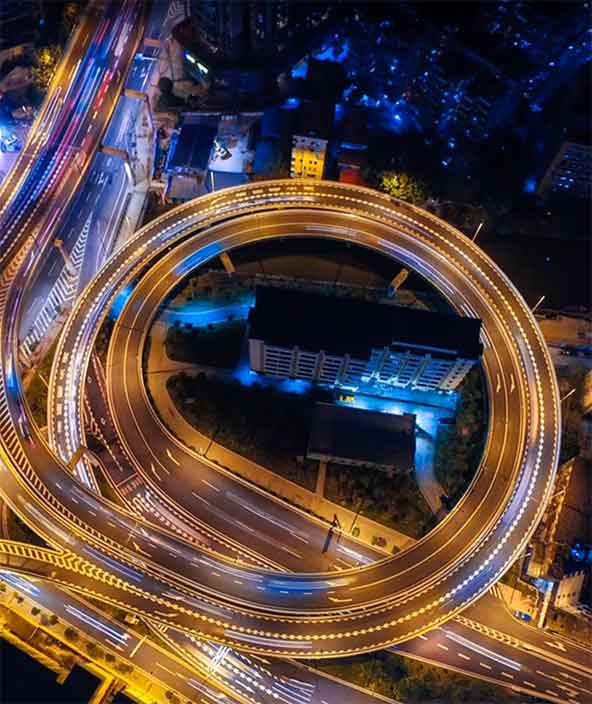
<box><xmin>305</xmin><ymin>59</ymin><xmax>347</xmax><ymax>102</ymax></box>
<box><xmin>249</xmin><ymin>287</ymin><xmax>482</xmax><ymax>360</ymax></box>
<box><xmin>167</xmin><ymin>122</ymin><xmax>218</xmax><ymax>172</ymax></box>
<box><xmin>308</xmin><ymin>402</ymin><xmax>415</xmax><ymax>469</ymax></box>
<box><xmin>295</xmin><ymin>99</ymin><xmax>334</xmax><ymax>140</ymax></box>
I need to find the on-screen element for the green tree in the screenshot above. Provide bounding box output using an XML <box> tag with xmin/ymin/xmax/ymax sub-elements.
<box><xmin>32</xmin><ymin>45</ymin><xmax>62</xmax><ymax>90</ymax></box>
<box><xmin>62</xmin><ymin>3</ymin><xmax>80</xmax><ymax>35</ymax></box>
<box><xmin>379</xmin><ymin>171</ymin><xmax>426</xmax><ymax>205</ymax></box>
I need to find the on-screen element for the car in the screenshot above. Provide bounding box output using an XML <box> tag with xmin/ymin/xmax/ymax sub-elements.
<box><xmin>339</xmin><ymin>394</ymin><xmax>355</xmax><ymax>403</ymax></box>
<box><xmin>514</xmin><ymin>610</ymin><xmax>532</xmax><ymax>622</ymax></box>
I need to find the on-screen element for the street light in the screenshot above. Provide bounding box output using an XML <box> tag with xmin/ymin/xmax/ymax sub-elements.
<box><xmin>561</xmin><ymin>388</ymin><xmax>576</xmax><ymax>403</ymax></box>
<box><xmin>532</xmin><ymin>294</ymin><xmax>546</xmax><ymax>313</ymax></box>
<box><xmin>471</xmin><ymin>221</ymin><xmax>484</xmax><ymax>242</ymax></box>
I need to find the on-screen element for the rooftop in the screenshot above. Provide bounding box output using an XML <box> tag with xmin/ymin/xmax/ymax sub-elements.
<box><xmin>166</xmin><ymin>122</ymin><xmax>218</xmax><ymax>172</ymax></box>
<box><xmin>248</xmin><ymin>287</ymin><xmax>482</xmax><ymax>360</ymax></box>
<box><xmin>295</xmin><ymin>99</ymin><xmax>334</xmax><ymax>140</ymax></box>
<box><xmin>308</xmin><ymin>402</ymin><xmax>416</xmax><ymax>469</ymax></box>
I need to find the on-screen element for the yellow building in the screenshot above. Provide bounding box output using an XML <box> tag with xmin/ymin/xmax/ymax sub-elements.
<box><xmin>290</xmin><ymin>134</ymin><xmax>328</xmax><ymax>179</ymax></box>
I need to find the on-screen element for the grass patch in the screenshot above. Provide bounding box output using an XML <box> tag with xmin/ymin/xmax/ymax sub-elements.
<box><xmin>434</xmin><ymin>366</ymin><xmax>487</xmax><ymax>505</ymax></box>
<box><xmin>167</xmin><ymin>372</ymin><xmax>325</xmax><ymax>490</ymax></box>
<box><xmin>325</xmin><ymin>465</ymin><xmax>435</xmax><ymax>540</ymax></box>
<box><xmin>166</xmin><ymin>320</ymin><xmax>245</xmax><ymax>368</ymax></box>
<box><xmin>6</xmin><ymin>508</ymin><xmax>47</xmax><ymax>548</ymax></box>
<box><xmin>95</xmin><ymin>315</ymin><xmax>115</xmax><ymax>366</ymax></box>
<box><xmin>310</xmin><ymin>651</ymin><xmax>539</xmax><ymax>703</ymax></box>
<box><xmin>25</xmin><ymin>341</ymin><xmax>57</xmax><ymax>428</ymax></box>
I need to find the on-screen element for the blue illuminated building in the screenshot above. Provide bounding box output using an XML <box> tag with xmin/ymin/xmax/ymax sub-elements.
<box><xmin>248</xmin><ymin>287</ymin><xmax>482</xmax><ymax>396</ymax></box>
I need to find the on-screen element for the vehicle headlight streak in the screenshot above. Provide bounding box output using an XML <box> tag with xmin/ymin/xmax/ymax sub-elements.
<box><xmin>0</xmin><ymin>181</ymin><xmax>559</xmax><ymax>657</ymax></box>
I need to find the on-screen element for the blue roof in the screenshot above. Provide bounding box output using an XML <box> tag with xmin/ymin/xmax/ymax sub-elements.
<box><xmin>206</xmin><ymin>170</ymin><xmax>249</xmax><ymax>192</ymax></box>
<box><xmin>167</xmin><ymin>123</ymin><xmax>217</xmax><ymax>172</ymax></box>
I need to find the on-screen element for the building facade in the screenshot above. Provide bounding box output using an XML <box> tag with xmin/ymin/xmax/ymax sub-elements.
<box><xmin>248</xmin><ymin>288</ymin><xmax>482</xmax><ymax>394</ymax></box>
<box><xmin>537</xmin><ymin>142</ymin><xmax>592</xmax><ymax>200</ymax></box>
<box><xmin>290</xmin><ymin>134</ymin><xmax>328</xmax><ymax>179</ymax></box>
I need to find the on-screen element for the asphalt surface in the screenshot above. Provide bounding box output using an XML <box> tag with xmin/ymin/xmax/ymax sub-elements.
<box><xmin>0</xmin><ymin>1</ymin><xmax>583</xmax><ymax>698</ymax></box>
<box><xmin>1</xmin><ymin>573</ymin><xmax>388</xmax><ymax>704</ymax></box>
<box><xmin>83</xmin><ymin>339</ymin><xmax>591</xmax><ymax>703</ymax></box>
<box><xmin>28</xmin><ymin>181</ymin><xmax>559</xmax><ymax>656</ymax></box>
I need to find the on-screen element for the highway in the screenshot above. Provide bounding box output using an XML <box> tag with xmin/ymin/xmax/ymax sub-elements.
<box><xmin>3</xmin><ymin>180</ymin><xmax>551</xmax><ymax>656</ymax></box>
<box><xmin>0</xmin><ymin>0</ymin><xmax>580</xmax><ymax>694</ymax></box>
<box><xmin>1</xmin><ymin>572</ymin><xmax>387</xmax><ymax>704</ymax></box>
<box><xmin>82</xmin><ymin>337</ymin><xmax>592</xmax><ymax>703</ymax></box>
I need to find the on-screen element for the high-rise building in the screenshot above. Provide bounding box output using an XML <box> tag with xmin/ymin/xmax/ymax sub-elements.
<box><xmin>290</xmin><ymin>100</ymin><xmax>332</xmax><ymax>179</ymax></box>
<box><xmin>537</xmin><ymin>141</ymin><xmax>592</xmax><ymax>200</ymax></box>
<box><xmin>248</xmin><ymin>287</ymin><xmax>482</xmax><ymax>394</ymax></box>
<box><xmin>188</xmin><ymin>1</ymin><xmax>334</xmax><ymax>67</ymax></box>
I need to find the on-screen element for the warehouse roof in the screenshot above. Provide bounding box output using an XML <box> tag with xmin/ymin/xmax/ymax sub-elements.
<box><xmin>248</xmin><ymin>287</ymin><xmax>482</xmax><ymax>360</ymax></box>
<box><xmin>308</xmin><ymin>403</ymin><xmax>415</xmax><ymax>470</ymax></box>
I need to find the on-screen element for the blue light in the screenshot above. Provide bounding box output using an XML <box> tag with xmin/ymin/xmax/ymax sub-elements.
<box><xmin>393</xmin><ymin>113</ymin><xmax>402</xmax><ymax>122</ymax></box>
<box><xmin>110</xmin><ymin>283</ymin><xmax>134</xmax><ymax>319</ymax></box>
<box><xmin>279</xmin><ymin>377</ymin><xmax>310</xmax><ymax>395</ymax></box>
<box><xmin>523</xmin><ymin>177</ymin><xmax>537</xmax><ymax>193</ymax></box>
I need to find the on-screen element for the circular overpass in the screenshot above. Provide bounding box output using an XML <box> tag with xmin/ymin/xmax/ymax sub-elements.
<box><xmin>5</xmin><ymin>180</ymin><xmax>559</xmax><ymax>657</ymax></box>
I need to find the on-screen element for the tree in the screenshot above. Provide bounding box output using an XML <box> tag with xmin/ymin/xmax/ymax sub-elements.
<box><xmin>62</xmin><ymin>3</ymin><xmax>79</xmax><ymax>35</ymax></box>
<box><xmin>64</xmin><ymin>627</ymin><xmax>79</xmax><ymax>642</ymax></box>
<box><xmin>31</xmin><ymin>606</ymin><xmax>41</xmax><ymax>616</ymax></box>
<box><xmin>158</xmin><ymin>76</ymin><xmax>173</xmax><ymax>95</ymax></box>
<box><xmin>32</xmin><ymin>45</ymin><xmax>62</xmax><ymax>90</ymax></box>
<box><xmin>379</xmin><ymin>171</ymin><xmax>426</xmax><ymax>205</ymax></box>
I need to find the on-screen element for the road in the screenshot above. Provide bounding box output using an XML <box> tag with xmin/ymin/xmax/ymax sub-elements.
<box><xmin>0</xmin><ymin>180</ymin><xmax>549</xmax><ymax>656</ymax></box>
<box><xmin>83</xmin><ymin>332</ymin><xmax>591</xmax><ymax>703</ymax></box>
<box><xmin>1</xmin><ymin>572</ymin><xmax>391</xmax><ymax>704</ymax></box>
<box><xmin>0</xmin><ymin>1</ymin><xmax>580</xmax><ymax>694</ymax></box>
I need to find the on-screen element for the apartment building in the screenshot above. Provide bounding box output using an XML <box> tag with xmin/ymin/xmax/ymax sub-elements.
<box><xmin>248</xmin><ymin>287</ymin><xmax>482</xmax><ymax>393</ymax></box>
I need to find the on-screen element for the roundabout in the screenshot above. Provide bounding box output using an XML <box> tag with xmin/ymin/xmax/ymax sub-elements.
<box><xmin>1</xmin><ymin>180</ymin><xmax>560</xmax><ymax>657</ymax></box>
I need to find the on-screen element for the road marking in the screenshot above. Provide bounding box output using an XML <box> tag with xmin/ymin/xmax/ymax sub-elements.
<box><xmin>457</xmin><ymin>652</ymin><xmax>470</xmax><ymax>660</ymax></box>
<box><xmin>479</xmin><ymin>662</ymin><xmax>492</xmax><ymax>670</ymax></box>
<box><xmin>501</xmin><ymin>671</ymin><xmax>514</xmax><ymax>679</ymax></box>
<box><xmin>132</xmin><ymin>541</ymin><xmax>151</xmax><ymax>557</ymax></box>
<box><xmin>129</xmin><ymin>634</ymin><xmax>147</xmax><ymax>658</ymax></box>
<box><xmin>191</xmin><ymin>492</ymin><xmax>210</xmax><ymax>507</ymax></box>
<box><xmin>150</xmin><ymin>463</ymin><xmax>161</xmax><ymax>482</ymax></box>
<box><xmin>545</xmin><ymin>640</ymin><xmax>567</xmax><ymax>652</ymax></box>
<box><xmin>201</xmin><ymin>479</ymin><xmax>220</xmax><ymax>492</ymax></box>
<box><xmin>436</xmin><ymin>643</ymin><xmax>449</xmax><ymax>651</ymax></box>
<box><xmin>524</xmin><ymin>681</ymin><xmax>536</xmax><ymax>687</ymax></box>
<box><xmin>166</xmin><ymin>448</ymin><xmax>180</xmax><ymax>466</ymax></box>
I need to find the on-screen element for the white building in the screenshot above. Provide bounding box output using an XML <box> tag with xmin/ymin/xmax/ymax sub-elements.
<box><xmin>248</xmin><ymin>287</ymin><xmax>482</xmax><ymax>394</ymax></box>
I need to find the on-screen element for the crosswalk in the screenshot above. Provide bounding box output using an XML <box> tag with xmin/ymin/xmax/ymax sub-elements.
<box><xmin>20</xmin><ymin>213</ymin><xmax>92</xmax><ymax>366</ymax></box>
